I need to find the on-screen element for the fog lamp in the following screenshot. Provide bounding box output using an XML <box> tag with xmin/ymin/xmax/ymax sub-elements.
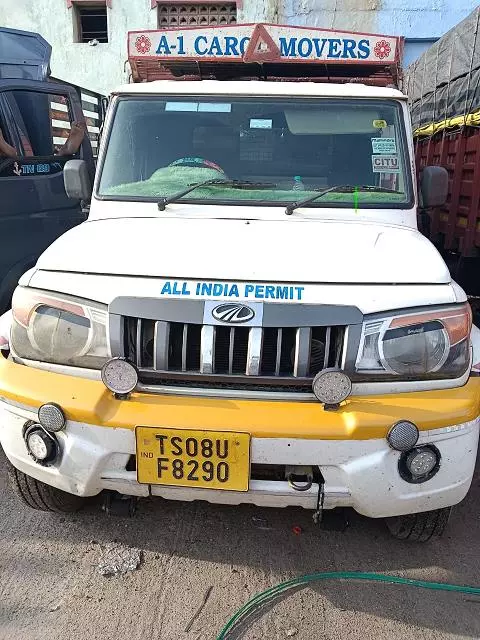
<box><xmin>312</xmin><ymin>369</ymin><xmax>352</xmax><ymax>406</ymax></box>
<box><xmin>101</xmin><ymin>357</ymin><xmax>138</xmax><ymax>396</ymax></box>
<box><xmin>406</xmin><ymin>447</ymin><xmax>438</xmax><ymax>477</ymax></box>
<box><xmin>25</xmin><ymin>426</ymin><xmax>58</xmax><ymax>464</ymax></box>
<box><xmin>38</xmin><ymin>403</ymin><xmax>66</xmax><ymax>432</ymax></box>
<box><xmin>387</xmin><ymin>420</ymin><xmax>419</xmax><ymax>451</ymax></box>
<box><xmin>399</xmin><ymin>445</ymin><xmax>441</xmax><ymax>484</ymax></box>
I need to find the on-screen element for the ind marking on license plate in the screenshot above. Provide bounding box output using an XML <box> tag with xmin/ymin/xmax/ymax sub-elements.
<box><xmin>135</xmin><ymin>427</ymin><xmax>250</xmax><ymax>491</ymax></box>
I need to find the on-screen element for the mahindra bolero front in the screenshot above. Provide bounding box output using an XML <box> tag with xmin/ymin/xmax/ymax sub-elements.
<box><xmin>1</xmin><ymin>84</ymin><xmax>479</xmax><ymax>542</ymax></box>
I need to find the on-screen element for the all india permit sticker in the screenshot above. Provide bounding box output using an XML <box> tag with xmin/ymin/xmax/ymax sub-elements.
<box><xmin>373</xmin><ymin>119</ymin><xmax>388</xmax><ymax>129</ymax></box>
<box><xmin>371</xmin><ymin>137</ymin><xmax>397</xmax><ymax>154</ymax></box>
<box><xmin>372</xmin><ymin>155</ymin><xmax>400</xmax><ymax>173</ymax></box>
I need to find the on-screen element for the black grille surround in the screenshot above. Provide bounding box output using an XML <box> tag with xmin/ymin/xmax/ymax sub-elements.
<box><xmin>122</xmin><ymin>317</ymin><xmax>345</xmax><ymax>393</ymax></box>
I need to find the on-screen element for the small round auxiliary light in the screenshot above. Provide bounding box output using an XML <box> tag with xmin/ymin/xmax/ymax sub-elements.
<box><xmin>406</xmin><ymin>447</ymin><xmax>438</xmax><ymax>478</ymax></box>
<box><xmin>38</xmin><ymin>403</ymin><xmax>66</xmax><ymax>433</ymax></box>
<box><xmin>101</xmin><ymin>357</ymin><xmax>138</xmax><ymax>396</ymax></box>
<box><xmin>312</xmin><ymin>369</ymin><xmax>352</xmax><ymax>406</ymax></box>
<box><xmin>25</xmin><ymin>426</ymin><xmax>57</xmax><ymax>464</ymax></box>
<box><xmin>387</xmin><ymin>420</ymin><xmax>419</xmax><ymax>452</ymax></box>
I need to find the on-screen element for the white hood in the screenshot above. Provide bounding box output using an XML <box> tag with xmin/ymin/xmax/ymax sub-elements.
<box><xmin>36</xmin><ymin>217</ymin><xmax>450</xmax><ymax>285</ymax></box>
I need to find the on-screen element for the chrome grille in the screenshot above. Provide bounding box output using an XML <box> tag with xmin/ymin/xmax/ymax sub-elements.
<box><xmin>123</xmin><ymin>317</ymin><xmax>345</xmax><ymax>391</ymax></box>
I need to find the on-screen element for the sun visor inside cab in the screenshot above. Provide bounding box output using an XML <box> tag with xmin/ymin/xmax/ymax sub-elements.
<box><xmin>285</xmin><ymin>107</ymin><xmax>382</xmax><ymax>135</ymax></box>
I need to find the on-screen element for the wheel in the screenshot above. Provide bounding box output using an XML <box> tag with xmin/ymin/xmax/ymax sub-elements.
<box><xmin>385</xmin><ymin>507</ymin><xmax>452</xmax><ymax>542</ymax></box>
<box><xmin>7</xmin><ymin>462</ymin><xmax>86</xmax><ymax>513</ymax></box>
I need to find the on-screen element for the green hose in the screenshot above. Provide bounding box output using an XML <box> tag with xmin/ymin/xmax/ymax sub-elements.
<box><xmin>216</xmin><ymin>571</ymin><xmax>480</xmax><ymax>639</ymax></box>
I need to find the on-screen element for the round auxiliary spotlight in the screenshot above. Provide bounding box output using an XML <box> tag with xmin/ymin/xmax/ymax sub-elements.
<box><xmin>38</xmin><ymin>403</ymin><xmax>66</xmax><ymax>433</ymax></box>
<box><xmin>101</xmin><ymin>357</ymin><xmax>138</xmax><ymax>396</ymax></box>
<box><xmin>312</xmin><ymin>369</ymin><xmax>352</xmax><ymax>406</ymax></box>
<box><xmin>399</xmin><ymin>445</ymin><xmax>441</xmax><ymax>484</ymax></box>
<box><xmin>405</xmin><ymin>447</ymin><xmax>439</xmax><ymax>478</ymax></box>
<box><xmin>387</xmin><ymin>420</ymin><xmax>419</xmax><ymax>452</ymax></box>
<box><xmin>24</xmin><ymin>425</ymin><xmax>58</xmax><ymax>465</ymax></box>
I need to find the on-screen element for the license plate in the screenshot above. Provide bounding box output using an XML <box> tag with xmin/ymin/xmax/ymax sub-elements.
<box><xmin>135</xmin><ymin>427</ymin><xmax>250</xmax><ymax>491</ymax></box>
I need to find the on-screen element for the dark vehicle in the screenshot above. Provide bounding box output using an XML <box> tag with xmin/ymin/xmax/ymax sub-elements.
<box><xmin>0</xmin><ymin>27</ymin><xmax>100</xmax><ymax>313</ymax></box>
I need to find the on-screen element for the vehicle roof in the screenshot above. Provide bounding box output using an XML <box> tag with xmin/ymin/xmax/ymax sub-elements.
<box><xmin>112</xmin><ymin>80</ymin><xmax>406</xmax><ymax>100</ymax></box>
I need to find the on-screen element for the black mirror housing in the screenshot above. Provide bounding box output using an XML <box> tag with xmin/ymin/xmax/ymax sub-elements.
<box><xmin>63</xmin><ymin>159</ymin><xmax>92</xmax><ymax>201</ymax></box>
<box><xmin>420</xmin><ymin>165</ymin><xmax>448</xmax><ymax>208</ymax></box>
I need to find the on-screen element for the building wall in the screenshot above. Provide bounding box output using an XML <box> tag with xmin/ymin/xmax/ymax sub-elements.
<box><xmin>0</xmin><ymin>0</ymin><xmax>158</xmax><ymax>94</ymax></box>
<box><xmin>0</xmin><ymin>0</ymin><xmax>478</xmax><ymax>94</ymax></box>
<box><xmin>238</xmin><ymin>0</ymin><xmax>476</xmax><ymax>34</ymax></box>
<box><xmin>238</xmin><ymin>0</ymin><xmax>479</xmax><ymax>68</ymax></box>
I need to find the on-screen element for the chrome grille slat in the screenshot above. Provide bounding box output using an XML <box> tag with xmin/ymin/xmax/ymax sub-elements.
<box><xmin>122</xmin><ymin>317</ymin><xmax>345</xmax><ymax>390</ymax></box>
<box><xmin>228</xmin><ymin>328</ymin><xmax>235</xmax><ymax>375</ymax></box>
<box><xmin>323</xmin><ymin>326</ymin><xmax>331</xmax><ymax>369</ymax></box>
<box><xmin>153</xmin><ymin>321</ymin><xmax>170</xmax><ymax>370</ymax></box>
<box><xmin>246</xmin><ymin>327</ymin><xmax>263</xmax><ymax>376</ymax></box>
<box><xmin>200</xmin><ymin>325</ymin><xmax>215</xmax><ymax>374</ymax></box>
<box><xmin>181</xmin><ymin>324</ymin><xmax>188</xmax><ymax>372</ymax></box>
<box><xmin>275</xmin><ymin>328</ymin><xmax>283</xmax><ymax>376</ymax></box>
<box><xmin>293</xmin><ymin>327</ymin><xmax>311</xmax><ymax>377</ymax></box>
<box><xmin>135</xmin><ymin>319</ymin><xmax>142</xmax><ymax>368</ymax></box>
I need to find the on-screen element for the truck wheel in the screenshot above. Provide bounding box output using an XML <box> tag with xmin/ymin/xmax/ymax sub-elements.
<box><xmin>385</xmin><ymin>507</ymin><xmax>451</xmax><ymax>542</ymax></box>
<box><xmin>7</xmin><ymin>463</ymin><xmax>86</xmax><ymax>513</ymax></box>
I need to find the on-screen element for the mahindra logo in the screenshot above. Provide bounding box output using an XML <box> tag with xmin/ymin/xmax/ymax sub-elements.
<box><xmin>212</xmin><ymin>303</ymin><xmax>255</xmax><ymax>324</ymax></box>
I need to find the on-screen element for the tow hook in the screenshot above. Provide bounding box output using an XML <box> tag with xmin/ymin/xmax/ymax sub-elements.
<box><xmin>285</xmin><ymin>465</ymin><xmax>325</xmax><ymax>524</ymax></box>
<box><xmin>286</xmin><ymin>465</ymin><xmax>314</xmax><ymax>492</ymax></box>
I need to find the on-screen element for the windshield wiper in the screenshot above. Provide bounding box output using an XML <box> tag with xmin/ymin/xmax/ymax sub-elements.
<box><xmin>285</xmin><ymin>184</ymin><xmax>400</xmax><ymax>215</ymax></box>
<box><xmin>157</xmin><ymin>179</ymin><xmax>276</xmax><ymax>211</ymax></box>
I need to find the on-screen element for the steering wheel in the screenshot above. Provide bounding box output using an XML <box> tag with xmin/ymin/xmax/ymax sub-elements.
<box><xmin>169</xmin><ymin>156</ymin><xmax>225</xmax><ymax>175</ymax></box>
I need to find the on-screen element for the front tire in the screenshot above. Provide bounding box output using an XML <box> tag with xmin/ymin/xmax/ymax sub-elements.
<box><xmin>7</xmin><ymin>462</ymin><xmax>87</xmax><ymax>513</ymax></box>
<box><xmin>385</xmin><ymin>507</ymin><xmax>452</xmax><ymax>542</ymax></box>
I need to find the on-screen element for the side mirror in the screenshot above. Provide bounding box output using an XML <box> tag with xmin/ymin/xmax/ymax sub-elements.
<box><xmin>420</xmin><ymin>166</ymin><xmax>448</xmax><ymax>208</ymax></box>
<box><xmin>63</xmin><ymin>159</ymin><xmax>92</xmax><ymax>201</ymax></box>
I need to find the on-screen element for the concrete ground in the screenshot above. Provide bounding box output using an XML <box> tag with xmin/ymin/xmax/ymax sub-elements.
<box><xmin>0</xmin><ymin>448</ymin><xmax>479</xmax><ymax>640</ymax></box>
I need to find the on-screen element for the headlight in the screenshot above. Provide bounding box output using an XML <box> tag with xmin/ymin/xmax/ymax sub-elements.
<box><xmin>356</xmin><ymin>304</ymin><xmax>471</xmax><ymax>380</ymax></box>
<box><xmin>11</xmin><ymin>287</ymin><xmax>110</xmax><ymax>369</ymax></box>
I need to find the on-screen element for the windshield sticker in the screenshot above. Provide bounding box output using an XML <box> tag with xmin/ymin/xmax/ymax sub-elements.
<box><xmin>372</xmin><ymin>155</ymin><xmax>400</xmax><ymax>173</ymax></box>
<box><xmin>166</xmin><ymin>101</ymin><xmax>232</xmax><ymax>112</ymax></box>
<box><xmin>373</xmin><ymin>119</ymin><xmax>387</xmax><ymax>129</ymax></box>
<box><xmin>198</xmin><ymin>103</ymin><xmax>232</xmax><ymax>113</ymax></box>
<box><xmin>165</xmin><ymin>102</ymin><xmax>199</xmax><ymax>112</ymax></box>
<box><xmin>371</xmin><ymin>137</ymin><xmax>397</xmax><ymax>154</ymax></box>
<box><xmin>159</xmin><ymin>280</ymin><xmax>305</xmax><ymax>301</ymax></box>
<box><xmin>250</xmin><ymin>119</ymin><xmax>273</xmax><ymax>129</ymax></box>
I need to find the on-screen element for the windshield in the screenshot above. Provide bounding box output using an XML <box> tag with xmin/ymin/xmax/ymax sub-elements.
<box><xmin>98</xmin><ymin>96</ymin><xmax>412</xmax><ymax>208</ymax></box>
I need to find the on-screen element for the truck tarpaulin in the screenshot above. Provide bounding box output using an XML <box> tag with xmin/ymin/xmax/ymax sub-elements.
<box><xmin>404</xmin><ymin>7</ymin><xmax>480</xmax><ymax>133</ymax></box>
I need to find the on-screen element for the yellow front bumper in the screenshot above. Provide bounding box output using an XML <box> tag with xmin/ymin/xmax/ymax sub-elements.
<box><xmin>0</xmin><ymin>357</ymin><xmax>479</xmax><ymax>439</ymax></box>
